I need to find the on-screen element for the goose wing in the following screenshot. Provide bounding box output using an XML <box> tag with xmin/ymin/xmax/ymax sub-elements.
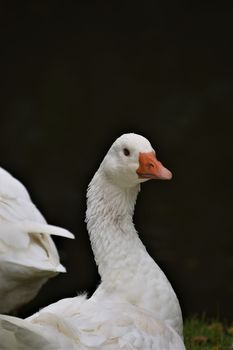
<box><xmin>0</xmin><ymin>167</ymin><xmax>74</xmax><ymax>313</ymax></box>
<box><xmin>0</xmin><ymin>167</ymin><xmax>74</xmax><ymax>263</ymax></box>
<box><xmin>26</xmin><ymin>295</ymin><xmax>186</xmax><ymax>350</ymax></box>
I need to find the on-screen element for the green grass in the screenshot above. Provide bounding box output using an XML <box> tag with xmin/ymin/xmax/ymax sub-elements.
<box><xmin>184</xmin><ymin>318</ymin><xmax>233</xmax><ymax>350</ymax></box>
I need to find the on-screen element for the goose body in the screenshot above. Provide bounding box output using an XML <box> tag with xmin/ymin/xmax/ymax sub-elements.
<box><xmin>0</xmin><ymin>134</ymin><xmax>185</xmax><ymax>349</ymax></box>
<box><xmin>0</xmin><ymin>167</ymin><xmax>74</xmax><ymax>314</ymax></box>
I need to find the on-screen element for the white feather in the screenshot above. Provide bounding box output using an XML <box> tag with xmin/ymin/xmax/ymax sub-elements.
<box><xmin>0</xmin><ymin>167</ymin><xmax>74</xmax><ymax>313</ymax></box>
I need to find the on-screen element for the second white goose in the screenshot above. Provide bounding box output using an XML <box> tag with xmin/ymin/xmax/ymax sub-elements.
<box><xmin>0</xmin><ymin>167</ymin><xmax>74</xmax><ymax>314</ymax></box>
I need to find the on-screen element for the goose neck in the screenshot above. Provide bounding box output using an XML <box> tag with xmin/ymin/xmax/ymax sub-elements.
<box><xmin>86</xmin><ymin>169</ymin><xmax>140</xmax><ymax>229</ymax></box>
<box><xmin>85</xmin><ymin>169</ymin><xmax>141</xmax><ymax>273</ymax></box>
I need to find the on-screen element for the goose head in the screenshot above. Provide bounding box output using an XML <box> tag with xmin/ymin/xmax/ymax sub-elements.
<box><xmin>100</xmin><ymin>133</ymin><xmax>172</xmax><ymax>188</ymax></box>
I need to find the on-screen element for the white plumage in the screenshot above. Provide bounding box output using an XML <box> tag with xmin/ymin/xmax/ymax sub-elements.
<box><xmin>0</xmin><ymin>167</ymin><xmax>74</xmax><ymax>314</ymax></box>
<box><xmin>0</xmin><ymin>133</ymin><xmax>185</xmax><ymax>349</ymax></box>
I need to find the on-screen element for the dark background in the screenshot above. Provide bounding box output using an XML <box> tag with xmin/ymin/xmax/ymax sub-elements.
<box><xmin>0</xmin><ymin>1</ymin><xmax>232</xmax><ymax>321</ymax></box>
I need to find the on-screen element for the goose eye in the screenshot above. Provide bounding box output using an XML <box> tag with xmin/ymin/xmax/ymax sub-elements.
<box><xmin>123</xmin><ymin>148</ymin><xmax>130</xmax><ymax>156</ymax></box>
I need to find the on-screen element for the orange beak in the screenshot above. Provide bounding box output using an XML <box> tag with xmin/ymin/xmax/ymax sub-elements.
<box><xmin>136</xmin><ymin>152</ymin><xmax>172</xmax><ymax>180</ymax></box>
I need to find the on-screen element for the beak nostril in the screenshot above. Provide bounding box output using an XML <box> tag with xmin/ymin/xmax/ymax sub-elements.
<box><xmin>148</xmin><ymin>162</ymin><xmax>155</xmax><ymax>169</ymax></box>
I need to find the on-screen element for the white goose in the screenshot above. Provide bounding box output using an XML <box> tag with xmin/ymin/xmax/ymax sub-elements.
<box><xmin>0</xmin><ymin>133</ymin><xmax>185</xmax><ymax>349</ymax></box>
<box><xmin>0</xmin><ymin>167</ymin><xmax>74</xmax><ymax>314</ymax></box>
